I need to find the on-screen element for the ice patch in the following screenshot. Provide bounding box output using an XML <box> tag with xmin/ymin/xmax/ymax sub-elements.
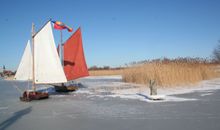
<box><xmin>0</xmin><ymin>107</ymin><xmax>8</xmax><ymax>110</ymax></box>
<box><xmin>76</xmin><ymin>89</ymin><xmax>94</xmax><ymax>95</ymax></box>
<box><xmin>200</xmin><ymin>93</ymin><xmax>213</xmax><ymax>96</ymax></box>
<box><xmin>75</xmin><ymin>76</ymin><xmax>220</xmax><ymax>102</ymax></box>
<box><xmin>89</xmin><ymin>93</ymin><xmax>197</xmax><ymax>103</ymax></box>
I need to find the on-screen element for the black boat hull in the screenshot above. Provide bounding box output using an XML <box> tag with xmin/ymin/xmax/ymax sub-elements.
<box><xmin>54</xmin><ymin>85</ymin><xmax>78</xmax><ymax>92</ymax></box>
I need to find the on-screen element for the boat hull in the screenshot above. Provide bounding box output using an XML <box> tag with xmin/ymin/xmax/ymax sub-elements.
<box><xmin>20</xmin><ymin>91</ymin><xmax>49</xmax><ymax>102</ymax></box>
<box><xmin>54</xmin><ymin>85</ymin><xmax>78</xmax><ymax>92</ymax></box>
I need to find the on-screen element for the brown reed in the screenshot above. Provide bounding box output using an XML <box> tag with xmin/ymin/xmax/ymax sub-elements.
<box><xmin>122</xmin><ymin>62</ymin><xmax>220</xmax><ymax>87</ymax></box>
<box><xmin>89</xmin><ymin>58</ymin><xmax>220</xmax><ymax>87</ymax></box>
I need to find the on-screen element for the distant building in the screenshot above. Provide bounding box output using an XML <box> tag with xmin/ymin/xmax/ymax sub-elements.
<box><xmin>1</xmin><ymin>70</ymin><xmax>14</xmax><ymax>77</ymax></box>
<box><xmin>0</xmin><ymin>65</ymin><xmax>15</xmax><ymax>77</ymax></box>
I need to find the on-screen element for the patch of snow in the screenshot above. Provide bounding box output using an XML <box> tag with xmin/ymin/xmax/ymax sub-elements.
<box><xmin>0</xmin><ymin>107</ymin><xmax>8</xmax><ymax>110</ymax></box>
<box><xmin>90</xmin><ymin>93</ymin><xmax>197</xmax><ymax>103</ymax></box>
<box><xmin>200</xmin><ymin>93</ymin><xmax>213</xmax><ymax>96</ymax></box>
<box><xmin>76</xmin><ymin>89</ymin><xmax>94</xmax><ymax>95</ymax></box>
<box><xmin>75</xmin><ymin>76</ymin><xmax>220</xmax><ymax>102</ymax></box>
<box><xmin>147</xmin><ymin>95</ymin><xmax>166</xmax><ymax>100</ymax></box>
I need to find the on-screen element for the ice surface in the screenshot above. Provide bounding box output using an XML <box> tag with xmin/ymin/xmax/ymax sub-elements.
<box><xmin>1</xmin><ymin>76</ymin><xmax>220</xmax><ymax>130</ymax></box>
<box><xmin>73</xmin><ymin>75</ymin><xmax>220</xmax><ymax>102</ymax></box>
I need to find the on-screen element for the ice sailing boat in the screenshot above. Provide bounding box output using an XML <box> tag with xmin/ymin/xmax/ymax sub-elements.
<box><xmin>15</xmin><ymin>20</ymin><xmax>67</xmax><ymax>101</ymax></box>
<box><xmin>53</xmin><ymin>27</ymin><xmax>89</xmax><ymax>92</ymax></box>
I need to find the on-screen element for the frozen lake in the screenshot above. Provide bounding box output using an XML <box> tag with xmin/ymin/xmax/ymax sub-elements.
<box><xmin>1</xmin><ymin>76</ymin><xmax>220</xmax><ymax>130</ymax></box>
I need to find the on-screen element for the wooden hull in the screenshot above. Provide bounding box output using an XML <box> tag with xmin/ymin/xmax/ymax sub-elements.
<box><xmin>20</xmin><ymin>91</ymin><xmax>49</xmax><ymax>102</ymax></box>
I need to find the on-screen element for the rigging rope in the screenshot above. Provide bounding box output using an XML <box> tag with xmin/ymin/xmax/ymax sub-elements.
<box><xmin>9</xmin><ymin>80</ymin><xmax>23</xmax><ymax>94</ymax></box>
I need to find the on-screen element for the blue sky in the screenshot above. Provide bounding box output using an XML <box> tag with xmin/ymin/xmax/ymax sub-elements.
<box><xmin>0</xmin><ymin>0</ymin><xmax>220</xmax><ymax>70</ymax></box>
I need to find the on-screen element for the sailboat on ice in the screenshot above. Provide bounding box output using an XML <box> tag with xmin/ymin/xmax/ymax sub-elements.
<box><xmin>15</xmin><ymin>20</ymin><xmax>88</xmax><ymax>101</ymax></box>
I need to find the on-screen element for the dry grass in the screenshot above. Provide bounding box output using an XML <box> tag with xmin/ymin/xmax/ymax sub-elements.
<box><xmin>89</xmin><ymin>69</ymin><xmax>123</xmax><ymax>76</ymax></box>
<box><xmin>89</xmin><ymin>58</ymin><xmax>220</xmax><ymax>87</ymax></box>
<box><xmin>122</xmin><ymin>62</ymin><xmax>220</xmax><ymax>87</ymax></box>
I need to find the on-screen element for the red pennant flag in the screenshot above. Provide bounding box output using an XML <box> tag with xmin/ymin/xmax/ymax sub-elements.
<box><xmin>52</xmin><ymin>21</ymin><xmax>73</xmax><ymax>32</ymax></box>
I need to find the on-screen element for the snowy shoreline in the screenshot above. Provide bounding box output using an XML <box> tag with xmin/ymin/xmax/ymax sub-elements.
<box><xmin>73</xmin><ymin>75</ymin><xmax>220</xmax><ymax>102</ymax></box>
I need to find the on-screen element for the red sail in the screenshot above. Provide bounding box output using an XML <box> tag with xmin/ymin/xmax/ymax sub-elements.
<box><xmin>63</xmin><ymin>27</ymin><xmax>89</xmax><ymax>80</ymax></box>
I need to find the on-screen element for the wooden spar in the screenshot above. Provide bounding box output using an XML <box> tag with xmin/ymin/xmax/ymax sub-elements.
<box><xmin>60</xmin><ymin>30</ymin><xmax>64</xmax><ymax>66</ymax></box>
<box><xmin>32</xmin><ymin>23</ymin><xmax>36</xmax><ymax>91</ymax></box>
<box><xmin>32</xmin><ymin>19</ymin><xmax>51</xmax><ymax>38</ymax></box>
<box><xmin>60</xmin><ymin>30</ymin><xmax>65</xmax><ymax>86</ymax></box>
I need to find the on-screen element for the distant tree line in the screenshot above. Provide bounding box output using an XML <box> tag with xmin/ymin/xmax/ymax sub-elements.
<box><xmin>89</xmin><ymin>65</ymin><xmax>123</xmax><ymax>71</ymax></box>
<box><xmin>125</xmin><ymin>57</ymin><xmax>218</xmax><ymax>67</ymax></box>
<box><xmin>213</xmin><ymin>40</ymin><xmax>220</xmax><ymax>63</ymax></box>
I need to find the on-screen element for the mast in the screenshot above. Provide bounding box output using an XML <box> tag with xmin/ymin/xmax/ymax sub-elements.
<box><xmin>60</xmin><ymin>30</ymin><xmax>64</xmax><ymax>67</ymax></box>
<box><xmin>60</xmin><ymin>30</ymin><xmax>65</xmax><ymax>86</ymax></box>
<box><xmin>32</xmin><ymin>23</ymin><xmax>36</xmax><ymax>91</ymax></box>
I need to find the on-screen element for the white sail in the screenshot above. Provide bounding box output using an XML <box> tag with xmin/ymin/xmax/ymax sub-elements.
<box><xmin>34</xmin><ymin>21</ymin><xmax>67</xmax><ymax>84</ymax></box>
<box><xmin>15</xmin><ymin>40</ymin><xmax>33</xmax><ymax>80</ymax></box>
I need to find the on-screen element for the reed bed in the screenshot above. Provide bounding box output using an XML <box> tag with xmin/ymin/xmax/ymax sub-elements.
<box><xmin>89</xmin><ymin>58</ymin><xmax>220</xmax><ymax>87</ymax></box>
<box><xmin>122</xmin><ymin>61</ymin><xmax>220</xmax><ymax>87</ymax></box>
